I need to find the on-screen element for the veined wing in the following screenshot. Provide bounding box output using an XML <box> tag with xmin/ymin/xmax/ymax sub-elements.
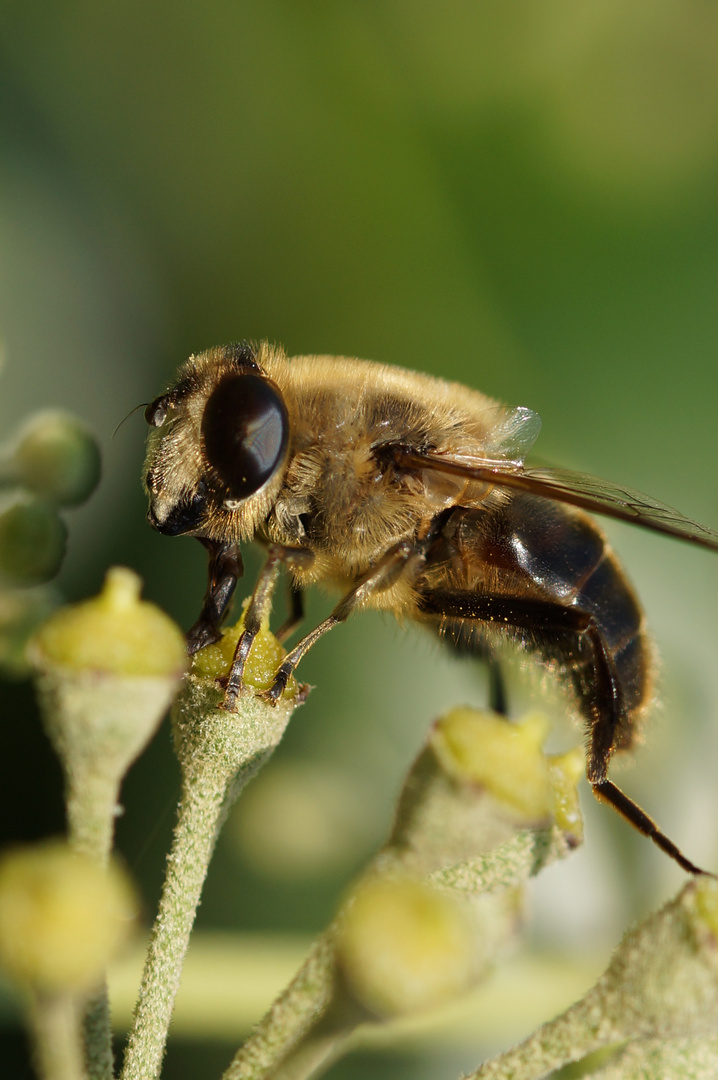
<box><xmin>394</xmin><ymin>449</ymin><xmax>718</xmax><ymax>553</ymax></box>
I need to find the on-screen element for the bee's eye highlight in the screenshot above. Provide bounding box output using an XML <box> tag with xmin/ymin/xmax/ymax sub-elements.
<box><xmin>201</xmin><ymin>374</ymin><xmax>289</xmax><ymax>499</ymax></box>
<box><xmin>145</xmin><ymin>395</ymin><xmax>170</xmax><ymax>427</ymax></box>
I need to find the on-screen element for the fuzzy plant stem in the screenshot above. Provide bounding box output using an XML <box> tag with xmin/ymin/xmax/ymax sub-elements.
<box><xmin>121</xmin><ymin>760</ymin><xmax>229</xmax><ymax>1080</ymax></box>
<box><xmin>260</xmin><ymin>995</ymin><xmax>369</xmax><ymax>1080</ymax></box>
<box><xmin>39</xmin><ymin>677</ymin><xmax>186</xmax><ymax>1080</ymax></box>
<box><xmin>62</xmin><ymin>767</ymin><xmax>119</xmax><ymax>1080</ymax></box>
<box><xmin>226</xmin><ymin>709</ymin><xmax>583</xmax><ymax>1080</ymax></box>
<box><xmin>225</xmin><ymin>831</ymin><xmax>574</xmax><ymax>1080</ymax></box>
<box><xmin>65</xmin><ymin>760</ymin><xmax>134</xmax><ymax>1080</ymax></box>
<box><xmin>223</xmin><ymin>932</ymin><xmax>339</xmax><ymax>1080</ymax></box>
<box><xmin>121</xmin><ymin>676</ymin><xmax>297</xmax><ymax>1080</ymax></box>
<box><xmin>27</xmin><ymin>991</ymin><xmax>87</xmax><ymax>1080</ymax></box>
<box><xmin>32</xmin><ymin>567</ymin><xmax>188</xmax><ymax>1080</ymax></box>
<box><xmin>467</xmin><ymin>878</ymin><xmax>718</xmax><ymax>1080</ymax></box>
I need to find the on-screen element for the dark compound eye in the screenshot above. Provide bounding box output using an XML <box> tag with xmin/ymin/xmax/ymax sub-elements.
<box><xmin>145</xmin><ymin>395</ymin><xmax>170</xmax><ymax>427</ymax></box>
<box><xmin>201</xmin><ymin>373</ymin><xmax>289</xmax><ymax>499</ymax></box>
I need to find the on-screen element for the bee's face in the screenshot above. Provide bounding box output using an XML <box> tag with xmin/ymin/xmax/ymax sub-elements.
<box><xmin>143</xmin><ymin>344</ymin><xmax>290</xmax><ymax>542</ymax></box>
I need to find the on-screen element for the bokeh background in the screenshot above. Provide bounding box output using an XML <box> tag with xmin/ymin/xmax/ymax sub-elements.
<box><xmin>2</xmin><ymin>3</ymin><xmax>718</xmax><ymax>1077</ymax></box>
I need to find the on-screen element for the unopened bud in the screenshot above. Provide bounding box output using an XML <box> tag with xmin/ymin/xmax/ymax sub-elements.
<box><xmin>0</xmin><ymin>840</ymin><xmax>137</xmax><ymax>993</ymax></box>
<box><xmin>31</xmin><ymin>568</ymin><xmax>187</xmax><ymax>859</ymax></box>
<box><xmin>431</xmin><ymin>708</ymin><xmax>554</xmax><ymax>821</ymax></box>
<box><xmin>0</xmin><ymin>586</ymin><xmax>56</xmax><ymax>678</ymax></box>
<box><xmin>0</xmin><ymin>495</ymin><xmax>66</xmax><ymax>586</ymax></box>
<box><xmin>337</xmin><ymin>874</ymin><xmax>477</xmax><ymax>1018</ymax></box>
<box><xmin>33</xmin><ymin>565</ymin><xmax>186</xmax><ymax>677</ymax></box>
<box><xmin>191</xmin><ymin>600</ymin><xmax>297</xmax><ymax>695</ymax></box>
<box><xmin>13</xmin><ymin>411</ymin><xmax>101</xmax><ymax>507</ymax></box>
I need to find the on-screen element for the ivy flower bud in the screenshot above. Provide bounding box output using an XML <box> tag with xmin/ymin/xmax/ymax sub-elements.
<box><xmin>387</xmin><ymin>706</ymin><xmax>584</xmax><ymax>889</ymax></box>
<box><xmin>469</xmin><ymin>878</ymin><xmax>718</xmax><ymax>1080</ymax></box>
<box><xmin>33</xmin><ymin>565</ymin><xmax>186</xmax><ymax>677</ymax></box>
<box><xmin>337</xmin><ymin>874</ymin><xmax>477</xmax><ymax>1018</ymax></box>
<box><xmin>0</xmin><ymin>586</ymin><xmax>56</xmax><ymax>678</ymax></box>
<box><xmin>191</xmin><ymin>599</ymin><xmax>297</xmax><ymax>694</ymax></box>
<box><xmin>0</xmin><ymin>840</ymin><xmax>138</xmax><ymax>994</ymax></box>
<box><xmin>432</xmin><ymin>707</ymin><xmax>554</xmax><ymax>821</ymax></box>
<box><xmin>31</xmin><ymin>567</ymin><xmax>187</xmax><ymax>859</ymax></box>
<box><xmin>0</xmin><ymin>495</ymin><xmax>67</xmax><ymax>586</ymax></box>
<box><xmin>13</xmin><ymin>410</ymin><xmax>101</xmax><ymax>507</ymax></box>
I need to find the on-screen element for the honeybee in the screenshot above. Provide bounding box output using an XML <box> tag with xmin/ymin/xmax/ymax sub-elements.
<box><xmin>144</xmin><ymin>341</ymin><xmax>718</xmax><ymax>874</ymax></box>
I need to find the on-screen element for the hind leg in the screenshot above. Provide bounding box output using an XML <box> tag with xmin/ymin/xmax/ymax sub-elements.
<box><xmin>419</xmin><ymin>587</ymin><xmax>706</xmax><ymax>875</ymax></box>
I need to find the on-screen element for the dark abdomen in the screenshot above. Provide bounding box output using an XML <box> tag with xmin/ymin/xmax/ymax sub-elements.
<box><xmin>417</xmin><ymin>494</ymin><xmax>653</xmax><ymax>748</ymax></box>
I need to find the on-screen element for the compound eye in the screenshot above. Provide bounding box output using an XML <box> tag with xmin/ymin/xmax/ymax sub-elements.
<box><xmin>145</xmin><ymin>395</ymin><xmax>170</xmax><ymax>427</ymax></box>
<box><xmin>201</xmin><ymin>373</ymin><xmax>289</xmax><ymax>499</ymax></box>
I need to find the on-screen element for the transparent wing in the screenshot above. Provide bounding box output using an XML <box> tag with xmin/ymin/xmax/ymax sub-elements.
<box><xmin>479</xmin><ymin>405</ymin><xmax>543</xmax><ymax>466</ymax></box>
<box><xmin>394</xmin><ymin>449</ymin><xmax>718</xmax><ymax>553</ymax></box>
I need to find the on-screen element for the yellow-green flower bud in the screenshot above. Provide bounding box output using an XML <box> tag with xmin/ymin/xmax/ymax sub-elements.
<box><xmin>0</xmin><ymin>840</ymin><xmax>137</xmax><ymax>993</ymax></box>
<box><xmin>0</xmin><ymin>586</ymin><xmax>56</xmax><ymax>678</ymax></box>
<box><xmin>13</xmin><ymin>410</ymin><xmax>101</xmax><ymax>507</ymax></box>
<box><xmin>693</xmin><ymin>875</ymin><xmax>718</xmax><ymax>942</ymax></box>
<box><xmin>31</xmin><ymin>568</ymin><xmax>188</xmax><ymax>860</ymax></box>
<box><xmin>33</xmin><ymin>565</ymin><xmax>186</xmax><ymax>677</ymax></box>
<box><xmin>337</xmin><ymin>875</ymin><xmax>477</xmax><ymax>1018</ymax></box>
<box><xmin>191</xmin><ymin>601</ymin><xmax>297</xmax><ymax>696</ymax></box>
<box><xmin>0</xmin><ymin>495</ymin><xmax>67</xmax><ymax>586</ymax></box>
<box><xmin>548</xmin><ymin>747</ymin><xmax>585</xmax><ymax>841</ymax></box>
<box><xmin>431</xmin><ymin>707</ymin><xmax>554</xmax><ymax>821</ymax></box>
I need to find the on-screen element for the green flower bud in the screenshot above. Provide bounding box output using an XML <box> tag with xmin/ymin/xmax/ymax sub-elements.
<box><xmin>337</xmin><ymin>875</ymin><xmax>477</xmax><ymax>1018</ymax></box>
<box><xmin>548</xmin><ymin>747</ymin><xmax>585</xmax><ymax>841</ymax></box>
<box><xmin>387</xmin><ymin>706</ymin><xmax>584</xmax><ymax>885</ymax></box>
<box><xmin>470</xmin><ymin>879</ymin><xmax>718</xmax><ymax>1080</ymax></box>
<box><xmin>0</xmin><ymin>840</ymin><xmax>138</xmax><ymax>993</ymax></box>
<box><xmin>0</xmin><ymin>586</ymin><xmax>56</xmax><ymax>678</ymax></box>
<box><xmin>13</xmin><ymin>411</ymin><xmax>101</xmax><ymax>507</ymax></box>
<box><xmin>33</xmin><ymin>565</ymin><xmax>186</xmax><ymax>677</ymax></box>
<box><xmin>431</xmin><ymin>707</ymin><xmax>554</xmax><ymax>821</ymax></box>
<box><xmin>191</xmin><ymin>600</ymin><xmax>298</xmax><ymax>695</ymax></box>
<box><xmin>0</xmin><ymin>495</ymin><xmax>66</xmax><ymax>585</ymax></box>
<box><xmin>31</xmin><ymin>568</ymin><xmax>188</xmax><ymax>860</ymax></box>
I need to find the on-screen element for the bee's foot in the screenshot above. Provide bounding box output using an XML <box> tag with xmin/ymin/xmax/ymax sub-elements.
<box><xmin>296</xmin><ymin>681</ymin><xmax>312</xmax><ymax>704</ymax></box>
<box><xmin>220</xmin><ymin>674</ymin><xmax>247</xmax><ymax>711</ymax></box>
<box><xmin>257</xmin><ymin>664</ymin><xmax>293</xmax><ymax>705</ymax></box>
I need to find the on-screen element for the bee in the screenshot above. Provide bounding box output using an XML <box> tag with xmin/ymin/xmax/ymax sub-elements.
<box><xmin>144</xmin><ymin>341</ymin><xmax>718</xmax><ymax>874</ymax></box>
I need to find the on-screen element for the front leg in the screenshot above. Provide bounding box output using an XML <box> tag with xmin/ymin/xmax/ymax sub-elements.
<box><xmin>222</xmin><ymin>543</ymin><xmax>314</xmax><ymax>710</ymax></box>
<box><xmin>186</xmin><ymin>538</ymin><xmax>243</xmax><ymax>654</ymax></box>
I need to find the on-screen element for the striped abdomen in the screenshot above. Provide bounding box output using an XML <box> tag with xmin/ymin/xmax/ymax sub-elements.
<box><xmin>417</xmin><ymin>493</ymin><xmax>653</xmax><ymax>756</ymax></box>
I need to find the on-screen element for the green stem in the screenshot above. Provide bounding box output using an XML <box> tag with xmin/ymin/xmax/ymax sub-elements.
<box><xmin>467</xmin><ymin>997</ymin><xmax>608</xmax><ymax>1080</ymax></box>
<box><xmin>82</xmin><ymin>993</ymin><xmax>115</xmax><ymax>1080</ymax></box>
<box><xmin>120</xmin><ymin>761</ymin><xmax>229</xmax><ymax>1080</ymax></box>
<box><xmin>64</xmin><ymin>765</ymin><xmax>120</xmax><ymax>1080</ymax></box>
<box><xmin>64</xmin><ymin>769</ymin><xmax>118</xmax><ymax>865</ymax></box>
<box><xmin>28</xmin><ymin>991</ymin><xmax>87</xmax><ymax>1080</ymax></box>
<box><xmin>260</xmin><ymin>995</ymin><xmax>367</xmax><ymax>1080</ymax></box>
<box><xmin>223</xmin><ymin>933</ymin><xmax>338</xmax><ymax>1080</ymax></box>
<box><xmin>121</xmin><ymin>677</ymin><xmax>297</xmax><ymax>1080</ymax></box>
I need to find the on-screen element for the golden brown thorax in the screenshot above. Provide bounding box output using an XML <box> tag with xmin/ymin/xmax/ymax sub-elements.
<box><xmin>145</xmin><ymin>342</ymin><xmax>513</xmax><ymax>592</ymax></box>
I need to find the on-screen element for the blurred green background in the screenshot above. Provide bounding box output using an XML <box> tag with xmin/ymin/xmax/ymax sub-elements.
<box><xmin>2</xmin><ymin>3</ymin><xmax>718</xmax><ymax>1077</ymax></box>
